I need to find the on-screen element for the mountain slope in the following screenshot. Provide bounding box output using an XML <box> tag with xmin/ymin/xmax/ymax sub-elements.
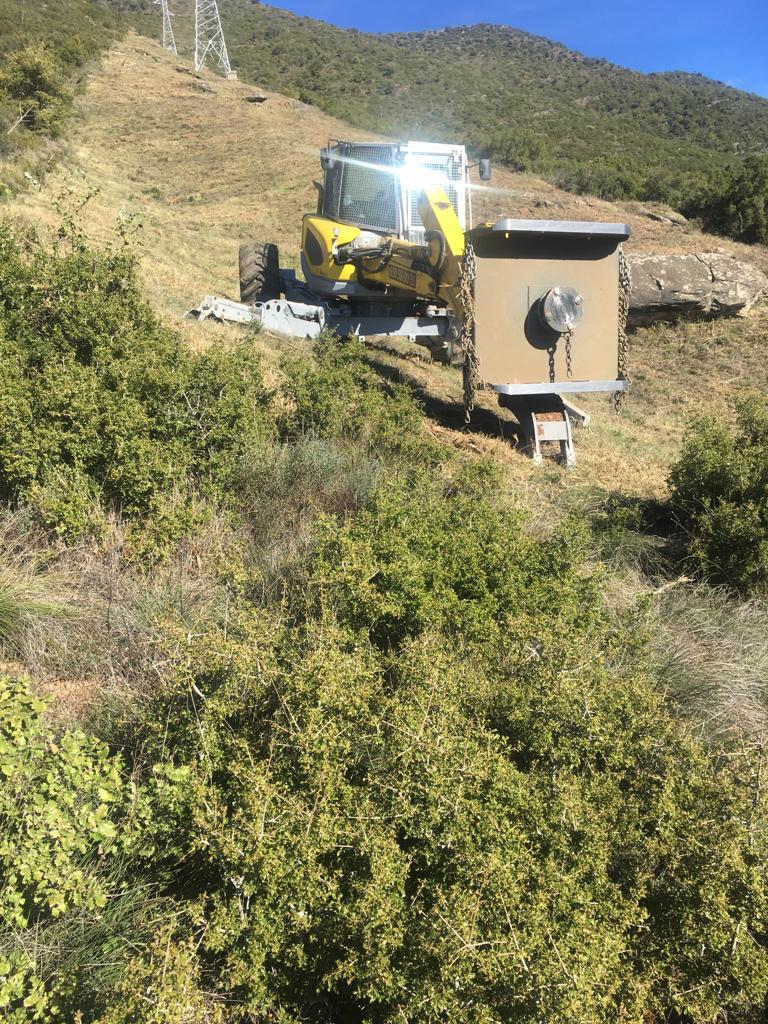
<box><xmin>0</xmin><ymin>0</ymin><xmax>124</xmax><ymax>64</ymax></box>
<box><xmin>8</xmin><ymin>33</ymin><xmax>766</xmax><ymax>501</ymax></box>
<box><xmin>4</xmin><ymin>35</ymin><xmax>768</xmax><ymax>1024</ymax></box>
<box><xmin>114</xmin><ymin>1</ymin><xmax>768</xmax><ymax>205</ymax></box>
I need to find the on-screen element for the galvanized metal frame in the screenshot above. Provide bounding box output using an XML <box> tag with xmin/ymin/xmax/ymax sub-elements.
<box><xmin>155</xmin><ymin>0</ymin><xmax>177</xmax><ymax>54</ymax></box>
<box><xmin>490</xmin><ymin>219</ymin><xmax>631</xmax><ymax>240</ymax></box>
<box><xmin>398</xmin><ymin>141</ymin><xmax>469</xmax><ymax>243</ymax></box>
<box><xmin>194</xmin><ymin>0</ymin><xmax>232</xmax><ymax>74</ymax></box>
<box><xmin>491</xmin><ymin>380</ymin><xmax>629</xmax><ymax>396</ymax></box>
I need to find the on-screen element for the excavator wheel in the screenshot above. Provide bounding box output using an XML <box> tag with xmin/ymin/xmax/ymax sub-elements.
<box><xmin>239</xmin><ymin>242</ymin><xmax>280</xmax><ymax>304</ymax></box>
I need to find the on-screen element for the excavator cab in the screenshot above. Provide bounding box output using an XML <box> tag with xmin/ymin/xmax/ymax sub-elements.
<box><xmin>316</xmin><ymin>140</ymin><xmax>473</xmax><ymax>241</ymax></box>
<box><xmin>302</xmin><ymin>140</ymin><xmax>477</xmax><ymax>303</ymax></box>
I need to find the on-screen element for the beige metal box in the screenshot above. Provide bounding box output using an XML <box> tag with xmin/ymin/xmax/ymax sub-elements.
<box><xmin>469</xmin><ymin>220</ymin><xmax>631</xmax><ymax>396</ymax></box>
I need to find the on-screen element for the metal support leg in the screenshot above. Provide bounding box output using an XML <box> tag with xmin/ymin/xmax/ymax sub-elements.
<box><xmin>498</xmin><ymin>394</ymin><xmax>577</xmax><ymax>467</ymax></box>
<box><xmin>561</xmin><ymin>397</ymin><xmax>590</xmax><ymax>429</ymax></box>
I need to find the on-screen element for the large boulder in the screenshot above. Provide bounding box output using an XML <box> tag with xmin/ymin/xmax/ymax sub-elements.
<box><xmin>628</xmin><ymin>253</ymin><xmax>767</xmax><ymax>325</ymax></box>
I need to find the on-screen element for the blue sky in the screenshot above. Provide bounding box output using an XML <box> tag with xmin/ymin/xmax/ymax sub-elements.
<box><xmin>268</xmin><ymin>0</ymin><xmax>768</xmax><ymax>98</ymax></box>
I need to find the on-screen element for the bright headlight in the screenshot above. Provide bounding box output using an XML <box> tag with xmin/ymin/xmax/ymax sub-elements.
<box><xmin>541</xmin><ymin>287</ymin><xmax>584</xmax><ymax>333</ymax></box>
<box><xmin>349</xmin><ymin>231</ymin><xmax>385</xmax><ymax>251</ymax></box>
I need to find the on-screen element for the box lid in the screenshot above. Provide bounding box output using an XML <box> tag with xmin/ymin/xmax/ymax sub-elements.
<box><xmin>484</xmin><ymin>219</ymin><xmax>631</xmax><ymax>240</ymax></box>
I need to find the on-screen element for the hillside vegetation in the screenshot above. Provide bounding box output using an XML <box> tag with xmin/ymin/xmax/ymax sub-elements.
<box><xmin>2</xmin><ymin>210</ymin><xmax>768</xmax><ymax>1024</ymax></box>
<box><xmin>4</xmin><ymin>0</ymin><xmax>767</xmax><ymax>238</ymax></box>
<box><xmin>7</xmin><ymin>35</ymin><xmax>768</xmax><ymax>504</ymax></box>
<box><xmin>2</xmin><ymin>27</ymin><xmax>768</xmax><ymax>1024</ymax></box>
<box><xmin>0</xmin><ymin>0</ymin><xmax>123</xmax><ymax>63</ymax></box>
<box><xmin>0</xmin><ymin>0</ymin><xmax>126</xmax><ymax>194</ymax></box>
<box><xmin>115</xmin><ymin>0</ymin><xmax>768</xmax><ymax>223</ymax></box>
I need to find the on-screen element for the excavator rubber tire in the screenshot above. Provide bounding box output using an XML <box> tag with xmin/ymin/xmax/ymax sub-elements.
<box><xmin>239</xmin><ymin>242</ymin><xmax>280</xmax><ymax>304</ymax></box>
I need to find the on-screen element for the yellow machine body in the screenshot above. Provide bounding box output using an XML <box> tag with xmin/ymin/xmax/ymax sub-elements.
<box><xmin>301</xmin><ymin>184</ymin><xmax>466</xmax><ymax>313</ymax></box>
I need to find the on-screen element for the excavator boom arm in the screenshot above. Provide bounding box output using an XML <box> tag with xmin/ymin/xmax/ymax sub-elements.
<box><xmin>350</xmin><ymin>184</ymin><xmax>466</xmax><ymax>313</ymax></box>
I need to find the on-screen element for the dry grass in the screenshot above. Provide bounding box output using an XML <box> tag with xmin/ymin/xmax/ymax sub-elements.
<box><xmin>0</xmin><ymin>505</ymin><xmax>235</xmax><ymax>726</ymax></box>
<box><xmin>650</xmin><ymin>584</ymin><xmax>768</xmax><ymax>741</ymax></box>
<box><xmin>0</xmin><ymin>435</ymin><xmax>386</xmax><ymax>723</ymax></box>
<box><xmin>5</xmin><ymin>34</ymin><xmax>378</xmax><ymax>329</ymax></box>
<box><xmin>3</xmin><ymin>31</ymin><xmax>766</xmax><ymax>511</ymax></box>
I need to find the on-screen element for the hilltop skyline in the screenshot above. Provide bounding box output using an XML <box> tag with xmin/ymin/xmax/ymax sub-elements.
<box><xmin>264</xmin><ymin>0</ymin><xmax>768</xmax><ymax>99</ymax></box>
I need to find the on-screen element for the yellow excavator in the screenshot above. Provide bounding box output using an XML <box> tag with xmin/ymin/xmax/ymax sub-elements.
<box><xmin>228</xmin><ymin>140</ymin><xmax>482</xmax><ymax>361</ymax></box>
<box><xmin>192</xmin><ymin>138</ymin><xmax>631</xmax><ymax>465</ymax></box>
<box><xmin>297</xmin><ymin>141</ymin><xmax>474</xmax><ymax>330</ymax></box>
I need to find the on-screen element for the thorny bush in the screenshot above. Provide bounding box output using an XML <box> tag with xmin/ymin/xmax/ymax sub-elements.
<box><xmin>2</xmin><ymin>228</ymin><xmax>767</xmax><ymax>1022</ymax></box>
<box><xmin>670</xmin><ymin>397</ymin><xmax>768</xmax><ymax>595</ymax></box>
<box><xmin>112</xmin><ymin>478</ymin><xmax>768</xmax><ymax>1024</ymax></box>
<box><xmin>0</xmin><ymin>224</ymin><xmax>272</xmax><ymax>542</ymax></box>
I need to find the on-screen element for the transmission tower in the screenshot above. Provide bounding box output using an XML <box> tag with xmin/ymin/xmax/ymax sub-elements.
<box><xmin>194</xmin><ymin>0</ymin><xmax>234</xmax><ymax>76</ymax></box>
<box><xmin>155</xmin><ymin>0</ymin><xmax>177</xmax><ymax>55</ymax></box>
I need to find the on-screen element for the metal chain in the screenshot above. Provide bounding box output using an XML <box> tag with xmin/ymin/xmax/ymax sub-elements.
<box><xmin>614</xmin><ymin>243</ymin><xmax>632</xmax><ymax>411</ymax></box>
<box><xmin>460</xmin><ymin>242</ymin><xmax>630</xmax><ymax>415</ymax></box>
<box><xmin>564</xmin><ymin>328</ymin><xmax>574</xmax><ymax>378</ymax></box>
<box><xmin>460</xmin><ymin>241</ymin><xmax>480</xmax><ymax>423</ymax></box>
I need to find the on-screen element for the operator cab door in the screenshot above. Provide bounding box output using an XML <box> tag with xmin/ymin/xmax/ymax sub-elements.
<box><xmin>321</xmin><ymin>142</ymin><xmax>403</xmax><ymax>236</ymax></box>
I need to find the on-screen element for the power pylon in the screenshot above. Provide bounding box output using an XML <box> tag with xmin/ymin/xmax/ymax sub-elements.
<box><xmin>155</xmin><ymin>0</ymin><xmax>177</xmax><ymax>55</ymax></box>
<box><xmin>194</xmin><ymin>0</ymin><xmax>233</xmax><ymax>76</ymax></box>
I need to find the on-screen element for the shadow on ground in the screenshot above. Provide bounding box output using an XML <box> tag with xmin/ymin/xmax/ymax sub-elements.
<box><xmin>365</xmin><ymin>353</ymin><xmax>526</xmax><ymax>449</ymax></box>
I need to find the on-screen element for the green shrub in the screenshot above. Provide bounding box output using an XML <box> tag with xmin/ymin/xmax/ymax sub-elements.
<box><xmin>96</xmin><ymin>929</ymin><xmax>225</xmax><ymax>1024</ymax></box>
<box><xmin>669</xmin><ymin>398</ymin><xmax>768</xmax><ymax>594</ymax></box>
<box><xmin>308</xmin><ymin>475</ymin><xmax>596</xmax><ymax>650</ymax></box>
<box><xmin>0</xmin><ymin>46</ymin><xmax>70</xmax><ymax>134</ymax></box>
<box><xmin>0</xmin><ymin>676</ymin><xmax>149</xmax><ymax>1020</ymax></box>
<box><xmin>0</xmin><ymin>231</ymin><xmax>439</xmax><ymax>548</ymax></box>
<box><xmin>0</xmin><ymin>225</ymin><xmax>273</xmax><ymax>540</ymax></box>
<box><xmin>0</xmin><ymin>0</ymin><xmax>124</xmax><ymax>70</ymax></box>
<box><xmin>0</xmin><ymin>4</ymin><xmax>126</xmax><ymax>190</ymax></box>
<box><xmin>556</xmin><ymin>157</ymin><xmax>649</xmax><ymax>202</ymax></box>
<box><xmin>123</xmin><ymin>479</ymin><xmax>768</xmax><ymax>1024</ymax></box>
<box><xmin>690</xmin><ymin>156</ymin><xmax>768</xmax><ymax>245</ymax></box>
<box><xmin>482</xmin><ymin>127</ymin><xmax>551</xmax><ymax>173</ymax></box>
<box><xmin>280</xmin><ymin>332</ymin><xmax>433</xmax><ymax>461</ymax></box>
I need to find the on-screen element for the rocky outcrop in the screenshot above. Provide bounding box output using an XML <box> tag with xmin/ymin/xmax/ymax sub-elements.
<box><xmin>628</xmin><ymin>253</ymin><xmax>767</xmax><ymax>325</ymax></box>
<box><xmin>640</xmin><ymin>208</ymin><xmax>689</xmax><ymax>227</ymax></box>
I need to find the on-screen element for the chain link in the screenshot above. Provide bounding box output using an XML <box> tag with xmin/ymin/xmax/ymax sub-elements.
<box><xmin>564</xmin><ymin>328</ymin><xmax>574</xmax><ymax>378</ymax></box>
<box><xmin>460</xmin><ymin>241</ymin><xmax>480</xmax><ymax>423</ymax></box>
<box><xmin>614</xmin><ymin>243</ymin><xmax>632</xmax><ymax>411</ymax></box>
<box><xmin>547</xmin><ymin>345</ymin><xmax>556</xmax><ymax>384</ymax></box>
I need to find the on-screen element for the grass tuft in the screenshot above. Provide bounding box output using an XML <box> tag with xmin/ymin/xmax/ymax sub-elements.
<box><xmin>651</xmin><ymin>584</ymin><xmax>768</xmax><ymax>740</ymax></box>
